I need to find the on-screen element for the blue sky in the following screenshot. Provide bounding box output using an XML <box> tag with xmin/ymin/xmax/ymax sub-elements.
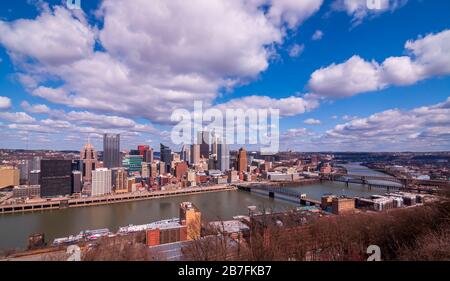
<box><xmin>0</xmin><ymin>0</ymin><xmax>449</xmax><ymax>152</ymax></box>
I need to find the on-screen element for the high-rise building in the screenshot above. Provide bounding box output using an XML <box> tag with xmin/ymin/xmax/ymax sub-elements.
<box><xmin>71</xmin><ymin>171</ymin><xmax>82</xmax><ymax>194</ymax></box>
<box><xmin>0</xmin><ymin>167</ymin><xmax>20</xmax><ymax>189</ymax></box>
<box><xmin>141</xmin><ymin>162</ymin><xmax>150</xmax><ymax>178</ymax></box>
<box><xmin>40</xmin><ymin>160</ymin><xmax>72</xmax><ymax>197</ymax></box>
<box><xmin>217</xmin><ymin>143</ymin><xmax>230</xmax><ymax>172</ymax></box>
<box><xmin>138</xmin><ymin>145</ymin><xmax>154</xmax><ymax>163</ymax></box>
<box><xmin>190</xmin><ymin>144</ymin><xmax>200</xmax><ymax>165</ymax></box>
<box><xmin>103</xmin><ymin>134</ymin><xmax>121</xmax><ymax>168</ymax></box>
<box><xmin>112</xmin><ymin>168</ymin><xmax>128</xmax><ymax>193</ymax></box>
<box><xmin>237</xmin><ymin>147</ymin><xmax>247</xmax><ymax>173</ymax></box>
<box><xmin>80</xmin><ymin>143</ymin><xmax>97</xmax><ymax>183</ymax></box>
<box><xmin>122</xmin><ymin>155</ymin><xmax>143</xmax><ymax>174</ymax></box>
<box><xmin>91</xmin><ymin>168</ymin><xmax>112</xmax><ymax>197</ymax></box>
<box><xmin>150</xmin><ymin>162</ymin><xmax>158</xmax><ymax>178</ymax></box>
<box><xmin>198</xmin><ymin>131</ymin><xmax>210</xmax><ymax>159</ymax></box>
<box><xmin>160</xmin><ymin>144</ymin><xmax>172</xmax><ymax>172</ymax></box>
<box><xmin>181</xmin><ymin>145</ymin><xmax>191</xmax><ymax>164</ymax></box>
<box><xmin>31</xmin><ymin>156</ymin><xmax>42</xmax><ymax>171</ymax></box>
<box><xmin>18</xmin><ymin>160</ymin><xmax>30</xmax><ymax>184</ymax></box>
<box><xmin>29</xmin><ymin>170</ymin><xmax>40</xmax><ymax>185</ymax></box>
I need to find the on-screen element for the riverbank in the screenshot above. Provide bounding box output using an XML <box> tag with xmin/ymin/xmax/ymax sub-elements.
<box><xmin>0</xmin><ymin>185</ymin><xmax>236</xmax><ymax>215</ymax></box>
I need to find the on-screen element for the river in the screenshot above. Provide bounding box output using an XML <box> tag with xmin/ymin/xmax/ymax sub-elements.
<box><xmin>0</xmin><ymin>163</ymin><xmax>386</xmax><ymax>252</ymax></box>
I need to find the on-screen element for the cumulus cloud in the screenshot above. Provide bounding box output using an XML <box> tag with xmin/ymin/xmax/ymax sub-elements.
<box><xmin>0</xmin><ymin>111</ymin><xmax>36</xmax><ymax>123</ymax></box>
<box><xmin>309</xmin><ymin>29</ymin><xmax>450</xmax><ymax>98</ymax></box>
<box><xmin>324</xmin><ymin>97</ymin><xmax>450</xmax><ymax>150</ymax></box>
<box><xmin>0</xmin><ymin>1</ymin><xmax>324</xmax><ymax>127</ymax></box>
<box><xmin>331</xmin><ymin>0</ymin><xmax>408</xmax><ymax>25</ymax></box>
<box><xmin>288</xmin><ymin>44</ymin><xmax>305</xmax><ymax>58</ymax></box>
<box><xmin>20</xmin><ymin>101</ymin><xmax>50</xmax><ymax>114</ymax></box>
<box><xmin>0</xmin><ymin>96</ymin><xmax>12</xmax><ymax>110</ymax></box>
<box><xmin>304</xmin><ymin>118</ymin><xmax>321</xmax><ymax>125</ymax></box>
<box><xmin>215</xmin><ymin>94</ymin><xmax>320</xmax><ymax>117</ymax></box>
<box><xmin>312</xmin><ymin>30</ymin><xmax>323</xmax><ymax>40</ymax></box>
<box><xmin>0</xmin><ymin>6</ymin><xmax>94</xmax><ymax>65</ymax></box>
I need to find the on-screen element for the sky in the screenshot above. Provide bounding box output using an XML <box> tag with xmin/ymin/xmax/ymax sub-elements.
<box><xmin>0</xmin><ymin>0</ymin><xmax>449</xmax><ymax>152</ymax></box>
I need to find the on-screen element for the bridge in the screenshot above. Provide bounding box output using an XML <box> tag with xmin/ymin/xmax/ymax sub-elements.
<box><xmin>237</xmin><ymin>184</ymin><xmax>321</xmax><ymax>206</ymax></box>
<box><xmin>320</xmin><ymin>173</ymin><xmax>449</xmax><ymax>192</ymax></box>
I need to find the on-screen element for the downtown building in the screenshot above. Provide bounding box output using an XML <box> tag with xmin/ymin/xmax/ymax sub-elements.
<box><xmin>40</xmin><ymin>160</ymin><xmax>72</xmax><ymax>198</ymax></box>
<box><xmin>160</xmin><ymin>144</ymin><xmax>172</xmax><ymax>173</ymax></box>
<box><xmin>91</xmin><ymin>168</ymin><xmax>112</xmax><ymax>197</ymax></box>
<box><xmin>103</xmin><ymin>134</ymin><xmax>121</xmax><ymax>169</ymax></box>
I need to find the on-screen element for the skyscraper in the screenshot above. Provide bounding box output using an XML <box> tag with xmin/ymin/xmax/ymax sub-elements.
<box><xmin>217</xmin><ymin>142</ymin><xmax>230</xmax><ymax>172</ymax></box>
<box><xmin>198</xmin><ymin>131</ymin><xmax>210</xmax><ymax>159</ymax></box>
<box><xmin>181</xmin><ymin>145</ymin><xmax>191</xmax><ymax>163</ymax></box>
<box><xmin>80</xmin><ymin>143</ymin><xmax>97</xmax><ymax>183</ymax></box>
<box><xmin>237</xmin><ymin>147</ymin><xmax>247</xmax><ymax>173</ymax></box>
<box><xmin>190</xmin><ymin>144</ymin><xmax>200</xmax><ymax>165</ymax></box>
<box><xmin>138</xmin><ymin>145</ymin><xmax>154</xmax><ymax>163</ymax></box>
<box><xmin>103</xmin><ymin>134</ymin><xmax>121</xmax><ymax>168</ymax></box>
<box><xmin>40</xmin><ymin>160</ymin><xmax>72</xmax><ymax>197</ymax></box>
<box><xmin>160</xmin><ymin>144</ymin><xmax>172</xmax><ymax>172</ymax></box>
<box><xmin>91</xmin><ymin>168</ymin><xmax>112</xmax><ymax>197</ymax></box>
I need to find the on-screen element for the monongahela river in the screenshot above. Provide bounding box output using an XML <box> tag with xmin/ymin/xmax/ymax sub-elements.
<box><xmin>0</xmin><ymin>164</ymin><xmax>389</xmax><ymax>251</ymax></box>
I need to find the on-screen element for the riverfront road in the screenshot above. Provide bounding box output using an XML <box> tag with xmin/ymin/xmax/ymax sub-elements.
<box><xmin>0</xmin><ymin>185</ymin><xmax>236</xmax><ymax>215</ymax></box>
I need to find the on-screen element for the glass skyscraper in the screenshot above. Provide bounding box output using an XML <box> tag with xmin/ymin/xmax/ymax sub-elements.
<box><xmin>103</xmin><ymin>134</ymin><xmax>121</xmax><ymax>168</ymax></box>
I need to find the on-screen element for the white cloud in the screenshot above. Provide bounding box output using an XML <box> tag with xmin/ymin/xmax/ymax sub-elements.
<box><xmin>331</xmin><ymin>0</ymin><xmax>408</xmax><ymax>25</ymax></box>
<box><xmin>324</xmin><ymin>97</ymin><xmax>450</xmax><ymax>150</ymax></box>
<box><xmin>312</xmin><ymin>30</ymin><xmax>323</xmax><ymax>40</ymax></box>
<box><xmin>0</xmin><ymin>96</ymin><xmax>12</xmax><ymax>110</ymax></box>
<box><xmin>0</xmin><ymin>1</ymin><xmax>324</xmax><ymax>126</ymax></box>
<box><xmin>215</xmin><ymin>94</ymin><xmax>320</xmax><ymax>117</ymax></box>
<box><xmin>20</xmin><ymin>101</ymin><xmax>50</xmax><ymax>114</ymax></box>
<box><xmin>309</xmin><ymin>29</ymin><xmax>450</xmax><ymax>98</ymax></box>
<box><xmin>309</xmin><ymin>55</ymin><xmax>383</xmax><ymax>97</ymax></box>
<box><xmin>288</xmin><ymin>44</ymin><xmax>304</xmax><ymax>58</ymax></box>
<box><xmin>304</xmin><ymin>118</ymin><xmax>321</xmax><ymax>125</ymax></box>
<box><xmin>0</xmin><ymin>111</ymin><xmax>36</xmax><ymax>123</ymax></box>
<box><xmin>267</xmin><ymin>0</ymin><xmax>324</xmax><ymax>29</ymax></box>
<box><xmin>0</xmin><ymin>6</ymin><xmax>94</xmax><ymax>65</ymax></box>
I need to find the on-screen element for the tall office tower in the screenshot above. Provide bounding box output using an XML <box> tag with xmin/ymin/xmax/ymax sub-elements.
<box><xmin>31</xmin><ymin>156</ymin><xmax>42</xmax><ymax>171</ymax></box>
<box><xmin>18</xmin><ymin>160</ymin><xmax>30</xmax><ymax>184</ymax></box>
<box><xmin>150</xmin><ymin>162</ymin><xmax>158</xmax><ymax>178</ymax></box>
<box><xmin>190</xmin><ymin>144</ymin><xmax>200</xmax><ymax>165</ymax></box>
<box><xmin>122</xmin><ymin>155</ymin><xmax>143</xmax><ymax>174</ymax></box>
<box><xmin>141</xmin><ymin>162</ymin><xmax>150</xmax><ymax>178</ymax></box>
<box><xmin>217</xmin><ymin>142</ymin><xmax>230</xmax><ymax>172</ymax></box>
<box><xmin>160</xmin><ymin>144</ymin><xmax>172</xmax><ymax>172</ymax></box>
<box><xmin>80</xmin><ymin>143</ymin><xmax>97</xmax><ymax>183</ymax></box>
<box><xmin>181</xmin><ymin>145</ymin><xmax>191</xmax><ymax>163</ymax></box>
<box><xmin>158</xmin><ymin>161</ymin><xmax>166</xmax><ymax>175</ymax></box>
<box><xmin>103</xmin><ymin>134</ymin><xmax>121</xmax><ymax>168</ymax></box>
<box><xmin>91</xmin><ymin>168</ymin><xmax>112</xmax><ymax>197</ymax></box>
<box><xmin>29</xmin><ymin>170</ymin><xmax>40</xmax><ymax>185</ymax></box>
<box><xmin>212</xmin><ymin>135</ymin><xmax>219</xmax><ymax>157</ymax></box>
<box><xmin>137</xmin><ymin>145</ymin><xmax>154</xmax><ymax>163</ymax></box>
<box><xmin>40</xmin><ymin>160</ymin><xmax>72</xmax><ymax>197</ymax></box>
<box><xmin>237</xmin><ymin>147</ymin><xmax>247</xmax><ymax>173</ymax></box>
<box><xmin>71</xmin><ymin>171</ymin><xmax>82</xmax><ymax>194</ymax></box>
<box><xmin>198</xmin><ymin>131</ymin><xmax>210</xmax><ymax>159</ymax></box>
<box><xmin>112</xmin><ymin>168</ymin><xmax>128</xmax><ymax>193</ymax></box>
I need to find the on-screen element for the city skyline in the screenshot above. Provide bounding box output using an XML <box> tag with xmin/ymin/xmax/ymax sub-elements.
<box><xmin>0</xmin><ymin>0</ymin><xmax>449</xmax><ymax>152</ymax></box>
